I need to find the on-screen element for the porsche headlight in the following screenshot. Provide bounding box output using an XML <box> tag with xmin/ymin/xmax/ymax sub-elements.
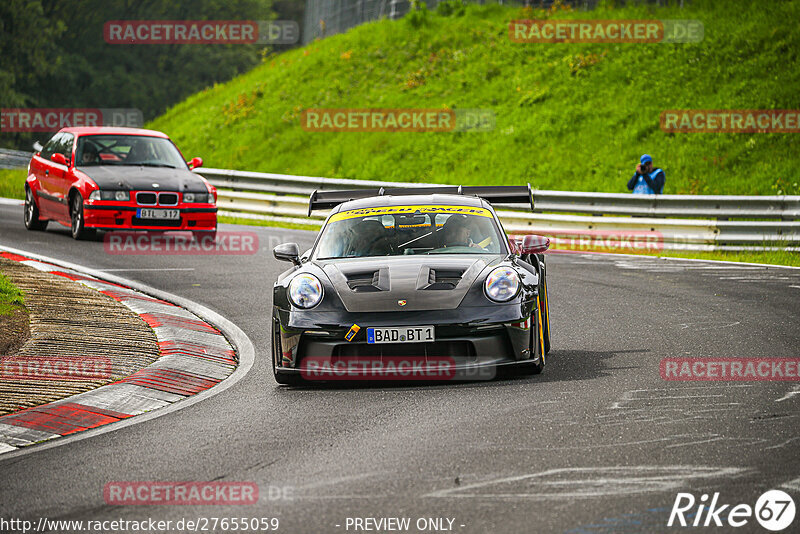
<box><xmin>289</xmin><ymin>274</ymin><xmax>323</xmax><ymax>309</ymax></box>
<box><xmin>484</xmin><ymin>267</ymin><xmax>520</xmax><ymax>302</ymax></box>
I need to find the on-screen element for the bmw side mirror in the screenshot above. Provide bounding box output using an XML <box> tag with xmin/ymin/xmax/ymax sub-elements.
<box><xmin>274</xmin><ymin>243</ymin><xmax>301</xmax><ymax>265</ymax></box>
<box><xmin>188</xmin><ymin>157</ymin><xmax>203</xmax><ymax>169</ymax></box>
<box><xmin>519</xmin><ymin>235</ymin><xmax>550</xmax><ymax>255</ymax></box>
<box><xmin>33</xmin><ymin>141</ymin><xmax>43</xmax><ymax>152</ymax></box>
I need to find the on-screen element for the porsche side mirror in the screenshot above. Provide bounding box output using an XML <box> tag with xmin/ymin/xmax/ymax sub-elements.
<box><xmin>274</xmin><ymin>243</ymin><xmax>301</xmax><ymax>265</ymax></box>
<box><xmin>188</xmin><ymin>157</ymin><xmax>203</xmax><ymax>169</ymax></box>
<box><xmin>33</xmin><ymin>141</ymin><xmax>43</xmax><ymax>152</ymax></box>
<box><xmin>50</xmin><ymin>153</ymin><xmax>68</xmax><ymax>166</ymax></box>
<box><xmin>519</xmin><ymin>234</ymin><xmax>550</xmax><ymax>255</ymax></box>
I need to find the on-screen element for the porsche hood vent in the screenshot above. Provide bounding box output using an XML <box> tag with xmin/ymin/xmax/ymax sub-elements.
<box><xmin>343</xmin><ymin>266</ymin><xmax>465</xmax><ymax>292</ymax></box>
<box><xmin>345</xmin><ymin>268</ymin><xmax>389</xmax><ymax>292</ymax></box>
<box><xmin>321</xmin><ymin>257</ymin><xmax>495</xmax><ymax>312</ymax></box>
<box><xmin>421</xmin><ymin>267</ymin><xmax>465</xmax><ymax>290</ymax></box>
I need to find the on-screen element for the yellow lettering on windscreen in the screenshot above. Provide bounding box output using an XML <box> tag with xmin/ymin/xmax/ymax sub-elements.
<box><xmin>328</xmin><ymin>205</ymin><xmax>493</xmax><ymax>223</ymax></box>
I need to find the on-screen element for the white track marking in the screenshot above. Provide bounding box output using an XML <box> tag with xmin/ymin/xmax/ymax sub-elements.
<box><xmin>781</xmin><ymin>477</ymin><xmax>800</xmax><ymax>493</ymax></box>
<box><xmin>425</xmin><ymin>466</ymin><xmax>748</xmax><ymax>499</ymax></box>
<box><xmin>482</xmin><ymin>434</ymin><xmax>724</xmax><ymax>451</ymax></box>
<box><xmin>776</xmin><ymin>385</ymin><xmax>800</xmax><ymax>402</ymax></box>
<box><xmin>610</xmin><ymin>385</ymin><xmax>754</xmax><ymax>409</ymax></box>
<box><xmin>676</xmin><ymin>321</ymin><xmax>741</xmax><ymax>330</ymax></box>
<box><xmin>604</xmin><ymin>253</ymin><xmax>800</xmax><ymax>270</ymax></box>
<box><xmin>295</xmin><ymin>472</ymin><xmax>386</xmax><ymax>491</ymax></box>
<box><xmin>765</xmin><ymin>437</ymin><xmax>800</xmax><ymax>450</ymax></box>
<box><xmin>665</xmin><ymin>435</ymin><xmax>724</xmax><ymax>448</ymax></box>
<box><xmin>718</xmin><ymin>276</ymin><xmax>792</xmax><ymax>280</ymax></box>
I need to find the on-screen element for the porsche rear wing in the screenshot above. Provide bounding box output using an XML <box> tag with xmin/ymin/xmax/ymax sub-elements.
<box><xmin>307</xmin><ymin>184</ymin><xmax>533</xmax><ymax>216</ymax></box>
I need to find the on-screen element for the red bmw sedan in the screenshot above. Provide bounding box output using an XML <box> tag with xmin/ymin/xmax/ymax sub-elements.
<box><xmin>24</xmin><ymin>127</ymin><xmax>217</xmax><ymax>240</ymax></box>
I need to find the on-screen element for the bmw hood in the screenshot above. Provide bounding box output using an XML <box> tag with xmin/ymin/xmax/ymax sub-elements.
<box><xmin>77</xmin><ymin>165</ymin><xmax>208</xmax><ymax>192</ymax></box>
<box><xmin>317</xmin><ymin>255</ymin><xmax>503</xmax><ymax>313</ymax></box>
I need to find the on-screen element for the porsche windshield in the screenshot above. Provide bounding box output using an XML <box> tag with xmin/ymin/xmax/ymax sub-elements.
<box><xmin>76</xmin><ymin>135</ymin><xmax>186</xmax><ymax>168</ymax></box>
<box><xmin>315</xmin><ymin>206</ymin><xmax>506</xmax><ymax>259</ymax></box>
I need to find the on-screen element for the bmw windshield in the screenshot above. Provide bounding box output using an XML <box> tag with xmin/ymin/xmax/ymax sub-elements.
<box><xmin>76</xmin><ymin>135</ymin><xmax>187</xmax><ymax>169</ymax></box>
<box><xmin>314</xmin><ymin>205</ymin><xmax>507</xmax><ymax>259</ymax></box>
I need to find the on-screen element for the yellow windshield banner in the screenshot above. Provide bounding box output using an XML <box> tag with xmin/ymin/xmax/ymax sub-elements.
<box><xmin>328</xmin><ymin>205</ymin><xmax>493</xmax><ymax>223</ymax></box>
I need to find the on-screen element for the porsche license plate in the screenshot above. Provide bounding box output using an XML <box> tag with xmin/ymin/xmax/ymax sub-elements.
<box><xmin>137</xmin><ymin>208</ymin><xmax>180</xmax><ymax>220</ymax></box>
<box><xmin>367</xmin><ymin>326</ymin><xmax>434</xmax><ymax>344</ymax></box>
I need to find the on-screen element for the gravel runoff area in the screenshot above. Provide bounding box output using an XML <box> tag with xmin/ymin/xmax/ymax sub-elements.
<box><xmin>0</xmin><ymin>257</ymin><xmax>160</xmax><ymax>416</ymax></box>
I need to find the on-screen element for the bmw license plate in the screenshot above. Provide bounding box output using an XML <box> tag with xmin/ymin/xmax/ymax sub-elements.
<box><xmin>367</xmin><ymin>326</ymin><xmax>434</xmax><ymax>344</ymax></box>
<box><xmin>137</xmin><ymin>208</ymin><xmax>180</xmax><ymax>220</ymax></box>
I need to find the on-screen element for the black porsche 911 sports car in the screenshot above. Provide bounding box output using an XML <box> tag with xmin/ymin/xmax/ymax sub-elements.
<box><xmin>271</xmin><ymin>185</ymin><xmax>551</xmax><ymax>384</ymax></box>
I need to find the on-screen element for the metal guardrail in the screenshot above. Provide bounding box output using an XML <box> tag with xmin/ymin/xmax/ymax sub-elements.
<box><xmin>197</xmin><ymin>167</ymin><xmax>800</xmax><ymax>252</ymax></box>
<box><xmin>6</xmin><ymin>150</ymin><xmax>796</xmax><ymax>250</ymax></box>
<box><xmin>530</xmin><ymin>190</ymin><xmax>800</xmax><ymax>220</ymax></box>
<box><xmin>0</xmin><ymin>149</ymin><xmax>31</xmax><ymax>170</ymax></box>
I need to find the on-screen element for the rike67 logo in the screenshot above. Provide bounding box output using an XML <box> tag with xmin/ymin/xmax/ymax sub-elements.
<box><xmin>668</xmin><ymin>490</ymin><xmax>795</xmax><ymax>531</ymax></box>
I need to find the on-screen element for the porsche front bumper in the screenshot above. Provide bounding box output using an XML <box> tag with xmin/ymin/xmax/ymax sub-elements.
<box><xmin>273</xmin><ymin>303</ymin><xmax>539</xmax><ymax>380</ymax></box>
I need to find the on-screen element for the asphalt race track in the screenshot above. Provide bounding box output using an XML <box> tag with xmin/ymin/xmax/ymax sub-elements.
<box><xmin>1</xmin><ymin>200</ymin><xmax>799</xmax><ymax>533</ymax></box>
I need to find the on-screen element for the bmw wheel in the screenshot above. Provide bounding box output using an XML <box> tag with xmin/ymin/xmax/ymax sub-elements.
<box><xmin>24</xmin><ymin>187</ymin><xmax>48</xmax><ymax>231</ymax></box>
<box><xmin>70</xmin><ymin>192</ymin><xmax>95</xmax><ymax>240</ymax></box>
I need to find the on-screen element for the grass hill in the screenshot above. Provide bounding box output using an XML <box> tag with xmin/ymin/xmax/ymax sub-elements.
<box><xmin>149</xmin><ymin>0</ymin><xmax>800</xmax><ymax>196</ymax></box>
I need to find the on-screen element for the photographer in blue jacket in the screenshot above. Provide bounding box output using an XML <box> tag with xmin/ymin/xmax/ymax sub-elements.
<box><xmin>627</xmin><ymin>154</ymin><xmax>665</xmax><ymax>194</ymax></box>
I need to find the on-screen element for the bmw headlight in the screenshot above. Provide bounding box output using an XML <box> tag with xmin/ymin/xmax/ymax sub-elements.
<box><xmin>184</xmin><ymin>193</ymin><xmax>208</xmax><ymax>203</ymax></box>
<box><xmin>88</xmin><ymin>190</ymin><xmax>129</xmax><ymax>201</ymax></box>
<box><xmin>289</xmin><ymin>274</ymin><xmax>323</xmax><ymax>309</ymax></box>
<box><xmin>484</xmin><ymin>267</ymin><xmax>520</xmax><ymax>302</ymax></box>
<box><xmin>183</xmin><ymin>193</ymin><xmax>214</xmax><ymax>204</ymax></box>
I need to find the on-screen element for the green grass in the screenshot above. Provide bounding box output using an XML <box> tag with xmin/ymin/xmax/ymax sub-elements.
<box><xmin>0</xmin><ymin>273</ymin><xmax>25</xmax><ymax>316</ymax></box>
<box><xmin>0</xmin><ymin>169</ymin><xmax>26</xmax><ymax>200</ymax></box>
<box><xmin>149</xmin><ymin>0</ymin><xmax>800</xmax><ymax>195</ymax></box>
<box><xmin>218</xmin><ymin>214</ymin><xmax>321</xmax><ymax>232</ymax></box>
